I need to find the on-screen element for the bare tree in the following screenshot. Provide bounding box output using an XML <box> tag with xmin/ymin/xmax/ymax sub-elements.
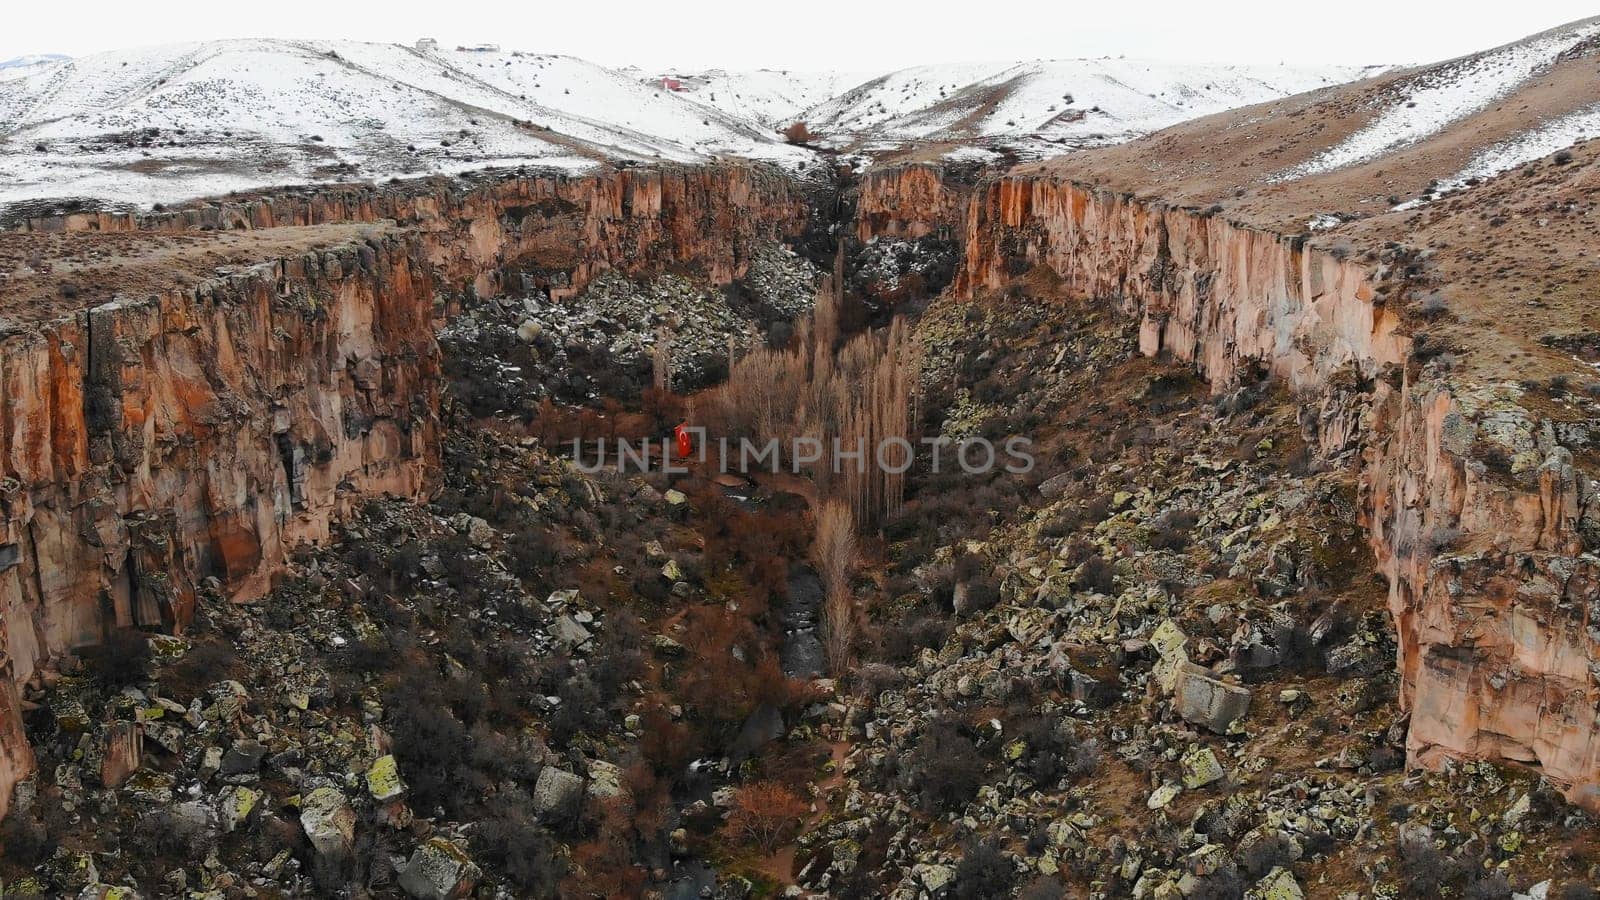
<box><xmin>814</xmin><ymin>499</ymin><xmax>857</xmax><ymax>675</ymax></box>
<box><xmin>652</xmin><ymin>328</ymin><xmax>673</xmax><ymax>393</ymax></box>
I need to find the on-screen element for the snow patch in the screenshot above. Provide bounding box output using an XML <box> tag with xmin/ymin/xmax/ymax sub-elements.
<box><xmin>1390</xmin><ymin>104</ymin><xmax>1600</xmax><ymax>211</ymax></box>
<box><xmin>1280</xmin><ymin>20</ymin><xmax>1600</xmax><ymax>180</ymax></box>
<box><xmin>1452</xmin><ymin>104</ymin><xmax>1600</xmax><ymax>185</ymax></box>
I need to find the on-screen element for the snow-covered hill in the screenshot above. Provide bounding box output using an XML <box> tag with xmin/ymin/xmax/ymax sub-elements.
<box><xmin>0</xmin><ymin>39</ymin><xmax>1382</xmax><ymax>212</ymax></box>
<box><xmin>0</xmin><ymin>40</ymin><xmax>815</xmax><ymax>209</ymax></box>
<box><xmin>654</xmin><ymin>68</ymin><xmax>881</xmax><ymax>128</ymax></box>
<box><xmin>0</xmin><ymin>54</ymin><xmax>70</xmax><ymax>74</ymax></box>
<box><xmin>801</xmin><ymin>58</ymin><xmax>1387</xmax><ymax>154</ymax></box>
<box><xmin>1276</xmin><ymin>17</ymin><xmax>1600</xmax><ymax>188</ymax></box>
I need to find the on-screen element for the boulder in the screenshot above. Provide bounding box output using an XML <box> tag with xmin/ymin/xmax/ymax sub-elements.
<box><xmin>1175</xmin><ymin>664</ymin><xmax>1252</xmax><ymax>733</ymax></box>
<box><xmin>586</xmin><ymin>759</ymin><xmax>624</xmax><ymax>801</ymax></box>
<box><xmin>546</xmin><ymin>588</ymin><xmax>581</xmax><ymax>607</ymax></box>
<box><xmin>366</xmin><ymin>754</ymin><xmax>407</xmax><ymax>802</ymax></box>
<box><xmin>300</xmin><ymin>786</ymin><xmax>356</xmax><ymax>863</ymax></box>
<box><xmin>220</xmin><ymin>739</ymin><xmax>268</xmax><ymax>776</ymax></box>
<box><xmin>1181</xmin><ymin>746</ymin><xmax>1226</xmax><ymax>789</ymax></box>
<box><xmin>76</xmin><ymin>886</ymin><xmax>144</xmax><ymax>900</ymax></box>
<box><xmin>547</xmin><ymin>616</ymin><xmax>592</xmax><ymax>649</ymax></box>
<box><xmin>651</xmin><ymin>634</ymin><xmax>686</xmax><ymax>657</ymax></box>
<box><xmin>217</xmin><ymin>784</ymin><xmax>260</xmax><ymax>833</ymax></box>
<box><xmin>398</xmin><ymin>837</ymin><xmax>481</xmax><ymax>900</ymax></box>
<box><xmin>465</xmin><ymin>517</ymin><xmax>496</xmax><ymax>550</ymax></box>
<box><xmin>1147</xmin><ymin>783</ymin><xmax>1182</xmax><ymax>810</ymax></box>
<box><xmin>98</xmin><ymin>720</ymin><xmax>143</xmax><ymax>788</ymax></box>
<box><xmin>912</xmin><ymin>862</ymin><xmax>955</xmax><ymax>894</ymax></box>
<box><xmin>1038</xmin><ymin>472</ymin><xmax>1076</xmax><ymax>499</ymax></box>
<box><xmin>532</xmin><ymin>766</ymin><xmax>584</xmax><ymax>822</ymax></box>
<box><xmin>1183</xmin><ymin>843</ymin><xmax>1230</xmax><ymax>877</ymax></box>
<box><xmin>1245</xmin><ymin>867</ymin><xmax>1304</xmax><ymax>900</ymax></box>
<box><xmin>44</xmin><ymin>847</ymin><xmax>98</xmax><ymax>892</ymax></box>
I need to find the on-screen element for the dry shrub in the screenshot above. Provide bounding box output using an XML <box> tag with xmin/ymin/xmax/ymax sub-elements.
<box><xmin>903</xmin><ymin>717</ymin><xmax>986</xmax><ymax>812</ymax></box>
<box><xmin>81</xmin><ymin>628</ymin><xmax>151</xmax><ymax>689</ymax></box>
<box><xmin>783</xmin><ymin>121</ymin><xmax>812</xmax><ymax>144</ymax></box>
<box><xmin>723</xmin><ymin>781</ymin><xmax>809</xmax><ymax>851</ymax></box>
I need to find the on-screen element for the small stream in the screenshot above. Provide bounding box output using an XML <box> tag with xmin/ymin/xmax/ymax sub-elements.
<box><xmin>781</xmin><ymin>565</ymin><xmax>825</xmax><ymax>679</ymax></box>
<box><xmin>716</xmin><ymin>481</ymin><xmax>825</xmax><ymax>679</ymax></box>
<box><xmin>659</xmin><ymin>484</ymin><xmax>825</xmax><ymax>893</ymax></box>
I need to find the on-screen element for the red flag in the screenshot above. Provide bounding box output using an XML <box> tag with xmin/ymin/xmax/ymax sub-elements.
<box><xmin>674</xmin><ymin>423</ymin><xmax>692</xmax><ymax>458</ymax></box>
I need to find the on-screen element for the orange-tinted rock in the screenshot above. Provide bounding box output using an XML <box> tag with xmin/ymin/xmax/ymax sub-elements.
<box><xmin>855</xmin><ymin>165</ymin><xmax>968</xmax><ymax>243</ymax></box>
<box><xmin>955</xmin><ymin>172</ymin><xmax>1600</xmax><ymax>808</ymax></box>
<box><xmin>0</xmin><ymin>162</ymin><xmax>809</xmax><ymax>818</ymax></box>
<box><xmin>98</xmin><ymin>720</ymin><xmax>142</xmax><ymax>789</ymax></box>
<box><xmin>0</xmin><ymin>642</ymin><xmax>31</xmax><ymax>820</ymax></box>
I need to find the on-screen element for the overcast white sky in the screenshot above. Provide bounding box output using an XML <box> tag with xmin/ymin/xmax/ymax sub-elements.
<box><xmin>3</xmin><ymin>1</ymin><xmax>1596</xmax><ymax>71</ymax></box>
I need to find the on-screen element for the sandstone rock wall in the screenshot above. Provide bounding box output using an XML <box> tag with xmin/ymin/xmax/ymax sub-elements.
<box><xmin>953</xmin><ymin>172</ymin><xmax>1600</xmax><ymax>807</ymax></box>
<box><xmin>12</xmin><ymin>164</ymin><xmax>810</xmax><ymax>300</ymax></box>
<box><xmin>854</xmin><ymin>164</ymin><xmax>969</xmax><ymax>243</ymax></box>
<box><xmin>0</xmin><ymin>236</ymin><xmax>440</xmax><ymax>818</ymax></box>
<box><xmin>0</xmin><ymin>163</ymin><xmax>810</xmax><ymax>818</ymax></box>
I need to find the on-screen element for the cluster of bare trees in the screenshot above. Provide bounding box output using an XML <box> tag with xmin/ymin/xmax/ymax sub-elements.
<box><xmin>705</xmin><ymin>274</ymin><xmax>919</xmax><ymax>524</ymax></box>
<box><xmin>699</xmin><ymin>266</ymin><xmax>920</xmax><ymax>674</ymax></box>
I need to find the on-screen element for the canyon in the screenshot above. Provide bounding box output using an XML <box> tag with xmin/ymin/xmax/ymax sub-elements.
<box><xmin>0</xmin><ymin>164</ymin><xmax>816</xmax><ymax>822</ymax></box>
<box><xmin>1</xmin><ymin>16</ymin><xmax>1599</xmax><ymax>899</ymax></box>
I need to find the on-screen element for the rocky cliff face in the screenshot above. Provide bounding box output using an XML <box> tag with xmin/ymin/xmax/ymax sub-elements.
<box><xmin>854</xmin><ymin>164</ymin><xmax>969</xmax><ymax>244</ymax></box>
<box><xmin>0</xmin><ymin>237</ymin><xmax>441</xmax><ymax>818</ymax></box>
<box><xmin>951</xmin><ymin>170</ymin><xmax>1600</xmax><ymax>808</ymax></box>
<box><xmin>1370</xmin><ymin>378</ymin><xmax>1600</xmax><ymax>807</ymax></box>
<box><xmin>12</xmin><ymin>165</ymin><xmax>811</xmax><ymax>296</ymax></box>
<box><xmin>0</xmin><ymin>163</ymin><xmax>810</xmax><ymax>818</ymax></box>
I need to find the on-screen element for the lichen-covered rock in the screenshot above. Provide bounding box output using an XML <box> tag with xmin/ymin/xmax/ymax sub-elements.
<box><xmin>299</xmin><ymin>786</ymin><xmax>356</xmax><ymax>863</ymax></box>
<box><xmin>44</xmin><ymin>847</ymin><xmax>99</xmax><ymax>892</ymax></box>
<box><xmin>76</xmin><ymin>886</ymin><xmax>143</xmax><ymax>900</ymax></box>
<box><xmin>1146</xmin><ymin>783</ymin><xmax>1182</xmax><ymax>810</ymax></box>
<box><xmin>911</xmin><ymin>862</ymin><xmax>955</xmax><ymax>895</ymax></box>
<box><xmin>532</xmin><ymin>766</ymin><xmax>584</xmax><ymax>822</ymax></box>
<box><xmin>1181</xmin><ymin>746</ymin><xmax>1225</xmax><ymax>789</ymax></box>
<box><xmin>585</xmin><ymin>759</ymin><xmax>624</xmax><ymax>801</ymax></box>
<box><xmin>397</xmin><ymin>838</ymin><xmax>480</xmax><ymax>900</ymax></box>
<box><xmin>1245</xmin><ymin>867</ymin><xmax>1304</xmax><ymax>900</ymax></box>
<box><xmin>217</xmin><ymin>784</ymin><xmax>260</xmax><ymax>833</ymax></box>
<box><xmin>366</xmin><ymin>754</ymin><xmax>407</xmax><ymax>802</ymax></box>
